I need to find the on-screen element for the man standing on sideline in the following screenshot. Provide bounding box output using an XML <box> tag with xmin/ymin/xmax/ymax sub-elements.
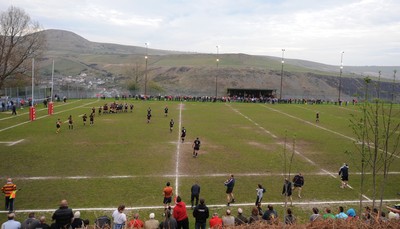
<box><xmin>111</xmin><ymin>205</ymin><xmax>126</xmax><ymax>229</ymax></box>
<box><xmin>193</xmin><ymin>198</ymin><xmax>209</xmax><ymax>229</ymax></box>
<box><xmin>282</xmin><ymin>178</ymin><xmax>293</xmax><ymax>206</ymax></box>
<box><xmin>191</xmin><ymin>182</ymin><xmax>201</xmax><ymax>209</ymax></box>
<box><xmin>1</xmin><ymin>212</ymin><xmax>21</xmax><ymax>229</ymax></box>
<box><xmin>224</xmin><ymin>174</ymin><xmax>235</xmax><ymax>206</ymax></box>
<box><xmin>339</xmin><ymin>163</ymin><xmax>349</xmax><ymax>188</ymax></box>
<box><xmin>292</xmin><ymin>172</ymin><xmax>304</xmax><ymax>198</ymax></box>
<box><xmin>52</xmin><ymin>200</ymin><xmax>74</xmax><ymax>229</ymax></box>
<box><xmin>163</xmin><ymin>182</ymin><xmax>173</xmax><ymax>210</ymax></box>
<box><xmin>2</xmin><ymin>178</ymin><xmax>17</xmax><ymax>212</ymax></box>
<box><xmin>192</xmin><ymin>137</ymin><xmax>201</xmax><ymax>158</ymax></box>
<box><xmin>173</xmin><ymin>196</ymin><xmax>189</xmax><ymax>229</ymax></box>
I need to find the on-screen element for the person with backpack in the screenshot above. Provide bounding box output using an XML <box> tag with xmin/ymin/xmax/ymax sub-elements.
<box><xmin>255</xmin><ymin>184</ymin><xmax>265</xmax><ymax>206</ymax></box>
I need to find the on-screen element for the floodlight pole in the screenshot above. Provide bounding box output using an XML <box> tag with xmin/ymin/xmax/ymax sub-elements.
<box><xmin>144</xmin><ymin>42</ymin><xmax>148</xmax><ymax>98</ymax></box>
<box><xmin>279</xmin><ymin>49</ymin><xmax>285</xmax><ymax>100</ymax></box>
<box><xmin>215</xmin><ymin>45</ymin><xmax>219</xmax><ymax>98</ymax></box>
<box><xmin>338</xmin><ymin>51</ymin><xmax>344</xmax><ymax>104</ymax></box>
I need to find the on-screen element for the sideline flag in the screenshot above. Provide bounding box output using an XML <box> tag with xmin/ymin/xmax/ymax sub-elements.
<box><xmin>9</xmin><ymin>189</ymin><xmax>18</xmax><ymax>199</ymax></box>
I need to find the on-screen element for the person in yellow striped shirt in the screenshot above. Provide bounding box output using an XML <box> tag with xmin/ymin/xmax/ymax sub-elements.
<box><xmin>2</xmin><ymin>178</ymin><xmax>17</xmax><ymax>212</ymax></box>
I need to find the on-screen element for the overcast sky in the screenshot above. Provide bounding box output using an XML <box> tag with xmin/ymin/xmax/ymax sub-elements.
<box><xmin>3</xmin><ymin>0</ymin><xmax>400</xmax><ymax>66</ymax></box>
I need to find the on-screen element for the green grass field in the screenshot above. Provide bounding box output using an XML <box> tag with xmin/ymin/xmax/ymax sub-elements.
<box><xmin>1</xmin><ymin>99</ymin><xmax>399</xmax><ymax>225</ymax></box>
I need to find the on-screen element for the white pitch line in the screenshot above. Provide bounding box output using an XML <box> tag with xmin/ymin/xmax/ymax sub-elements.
<box><xmin>2</xmin><ymin>199</ymin><xmax>400</xmax><ymax>213</ymax></box>
<box><xmin>4</xmin><ymin>171</ymin><xmax>400</xmax><ymax>181</ymax></box>
<box><xmin>175</xmin><ymin>103</ymin><xmax>183</xmax><ymax>196</ymax></box>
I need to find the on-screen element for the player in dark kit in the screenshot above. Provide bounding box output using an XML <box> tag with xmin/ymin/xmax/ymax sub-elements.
<box><xmin>164</xmin><ymin>106</ymin><xmax>168</xmax><ymax>117</ymax></box>
<box><xmin>68</xmin><ymin>115</ymin><xmax>73</xmax><ymax>130</ymax></box>
<box><xmin>169</xmin><ymin>119</ymin><xmax>174</xmax><ymax>132</ymax></box>
<box><xmin>181</xmin><ymin>127</ymin><xmax>187</xmax><ymax>143</ymax></box>
<box><xmin>89</xmin><ymin>113</ymin><xmax>94</xmax><ymax>126</ymax></box>
<box><xmin>147</xmin><ymin>113</ymin><xmax>152</xmax><ymax>124</ymax></box>
<box><xmin>193</xmin><ymin>137</ymin><xmax>201</xmax><ymax>157</ymax></box>
<box><xmin>82</xmin><ymin>114</ymin><xmax>87</xmax><ymax>126</ymax></box>
<box><xmin>56</xmin><ymin>119</ymin><xmax>62</xmax><ymax>133</ymax></box>
<box><xmin>316</xmin><ymin>112</ymin><xmax>320</xmax><ymax>123</ymax></box>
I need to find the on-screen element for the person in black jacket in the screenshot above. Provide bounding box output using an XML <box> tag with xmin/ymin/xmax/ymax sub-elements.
<box><xmin>193</xmin><ymin>198</ymin><xmax>209</xmax><ymax>229</ymax></box>
<box><xmin>282</xmin><ymin>178</ymin><xmax>293</xmax><ymax>206</ymax></box>
<box><xmin>292</xmin><ymin>173</ymin><xmax>304</xmax><ymax>198</ymax></box>
<box><xmin>339</xmin><ymin>163</ymin><xmax>349</xmax><ymax>188</ymax></box>
<box><xmin>52</xmin><ymin>200</ymin><xmax>73</xmax><ymax>229</ymax></box>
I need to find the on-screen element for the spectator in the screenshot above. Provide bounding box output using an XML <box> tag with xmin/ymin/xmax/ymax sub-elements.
<box><xmin>284</xmin><ymin>208</ymin><xmax>296</xmax><ymax>225</ymax></box>
<box><xmin>191</xmin><ymin>182</ymin><xmax>201</xmax><ymax>209</ymax></box>
<box><xmin>346</xmin><ymin>208</ymin><xmax>358</xmax><ymax>220</ymax></box>
<box><xmin>234</xmin><ymin>208</ymin><xmax>248</xmax><ymax>226</ymax></box>
<box><xmin>209</xmin><ymin>213</ymin><xmax>222</xmax><ymax>229</ymax></box>
<box><xmin>144</xmin><ymin>213</ymin><xmax>159</xmax><ymax>229</ymax></box>
<box><xmin>21</xmin><ymin>212</ymin><xmax>39</xmax><ymax>229</ymax></box>
<box><xmin>112</xmin><ymin>205</ymin><xmax>127</xmax><ymax>229</ymax></box>
<box><xmin>282</xmin><ymin>178</ymin><xmax>293</xmax><ymax>206</ymax></box>
<box><xmin>1</xmin><ymin>212</ymin><xmax>21</xmax><ymax>229</ymax></box>
<box><xmin>30</xmin><ymin>216</ymin><xmax>50</xmax><ymax>229</ymax></box>
<box><xmin>127</xmin><ymin>213</ymin><xmax>144</xmax><ymax>228</ymax></box>
<box><xmin>248</xmin><ymin>207</ymin><xmax>260</xmax><ymax>224</ymax></box>
<box><xmin>193</xmin><ymin>198</ymin><xmax>209</xmax><ymax>229</ymax></box>
<box><xmin>339</xmin><ymin>163</ymin><xmax>349</xmax><ymax>188</ymax></box>
<box><xmin>323</xmin><ymin>208</ymin><xmax>335</xmax><ymax>219</ymax></box>
<box><xmin>161</xmin><ymin>209</ymin><xmax>177</xmax><ymax>229</ymax></box>
<box><xmin>292</xmin><ymin>172</ymin><xmax>304</xmax><ymax>198</ymax></box>
<box><xmin>335</xmin><ymin>206</ymin><xmax>348</xmax><ymax>219</ymax></box>
<box><xmin>173</xmin><ymin>196</ymin><xmax>189</xmax><ymax>229</ymax></box>
<box><xmin>71</xmin><ymin>211</ymin><xmax>84</xmax><ymax>229</ymax></box>
<box><xmin>2</xmin><ymin>178</ymin><xmax>17</xmax><ymax>212</ymax></box>
<box><xmin>262</xmin><ymin>204</ymin><xmax>278</xmax><ymax>224</ymax></box>
<box><xmin>51</xmin><ymin>200</ymin><xmax>74</xmax><ymax>229</ymax></box>
<box><xmin>255</xmin><ymin>184</ymin><xmax>264</xmax><ymax>206</ymax></box>
<box><xmin>309</xmin><ymin>207</ymin><xmax>322</xmax><ymax>222</ymax></box>
<box><xmin>222</xmin><ymin>209</ymin><xmax>234</xmax><ymax>227</ymax></box>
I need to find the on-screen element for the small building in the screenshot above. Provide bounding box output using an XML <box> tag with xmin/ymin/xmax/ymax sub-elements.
<box><xmin>226</xmin><ymin>88</ymin><xmax>276</xmax><ymax>98</ymax></box>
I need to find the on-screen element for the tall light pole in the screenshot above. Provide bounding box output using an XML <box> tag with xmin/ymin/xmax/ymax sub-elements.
<box><xmin>215</xmin><ymin>45</ymin><xmax>219</xmax><ymax>98</ymax></box>
<box><xmin>279</xmin><ymin>49</ymin><xmax>285</xmax><ymax>100</ymax></box>
<box><xmin>338</xmin><ymin>51</ymin><xmax>344</xmax><ymax>105</ymax></box>
<box><xmin>144</xmin><ymin>42</ymin><xmax>148</xmax><ymax>97</ymax></box>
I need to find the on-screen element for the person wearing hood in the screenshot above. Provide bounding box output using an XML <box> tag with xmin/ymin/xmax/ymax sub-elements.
<box><xmin>173</xmin><ymin>196</ymin><xmax>189</xmax><ymax>229</ymax></box>
<box><xmin>346</xmin><ymin>208</ymin><xmax>358</xmax><ymax>220</ymax></box>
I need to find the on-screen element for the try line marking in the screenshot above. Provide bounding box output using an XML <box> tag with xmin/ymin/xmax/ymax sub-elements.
<box><xmin>0</xmin><ymin>139</ymin><xmax>24</xmax><ymax>146</ymax></box>
<box><xmin>175</xmin><ymin>103</ymin><xmax>183</xmax><ymax>196</ymax></box>
<box><xmin>2</xmin><ymin>199</ymin><xmax>400</xmax><ymax>213</ymax></box>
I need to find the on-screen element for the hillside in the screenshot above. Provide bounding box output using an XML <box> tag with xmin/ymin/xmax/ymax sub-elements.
<box><xmin>35</xmin><ymin>29</ymin><xmax>399</xmax><ymax>100</ymax></box>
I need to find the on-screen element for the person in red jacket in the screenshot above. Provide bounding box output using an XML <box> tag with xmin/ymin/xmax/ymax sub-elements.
<box><xmin>209</xmin><ymin>213</ymin><xmax>222</xmax><ymax>229</ymax></box>
<box><xmin>172</xmin><ymin>196</ymin><xmax>189</xmax><ymax>229</ymax></box>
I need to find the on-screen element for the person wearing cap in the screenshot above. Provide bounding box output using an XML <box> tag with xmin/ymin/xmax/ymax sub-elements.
<box><xmin>144</xmin><ymin>213</ymin><xmax>159</xmax><ymax>229</ymax></box>
<box><xmin>234</xmin><ymin>208</ymin><xmax>248</xmax><ymax>225</ymax></box>
<box><xmin>172</xmin><ymin>196</ymin><xmax>189</xmax><ymax>229</ymax></box>
<box><xmin>71</xmin><ymin>211</ymin><xmax>84</xmax><ymax>229</ymax></box>
<box><xmin>2</xmin><ymin>178</ymin><xmax>17</xmax><ymax>212</ymax></box>
<box><xmin>1</xmin><ymin>212</ymin><xmax>21</xmax><ymax>229</ymax></box>
<box><xmin>52</xmin><ymin>200</ymin><xmax>74</xmax><ymax>229</ymax></box>
<box><xmin>209</xmin><ymin>213</ymin><xmax>222</xmax><ymax>229</ymax></box>
<box><xmin>222</xmin><ymin>209</ymin><xmax>234</xmax><ymax>227</ymax></box>
<box><xmin>339</xmin><ymin>163</ymin><xmax>349</xmax><ymax>188</ymax></box>
<box><xmin>163</xmin><ymin>182</ymin><xmax>173</xmax><ymax>210</ymax></box>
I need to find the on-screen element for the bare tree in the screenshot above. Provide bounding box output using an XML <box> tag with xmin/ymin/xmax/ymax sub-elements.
<box><xmin>0</xmin><ymin>6</ymin><xmax>45</xmax><ymax>89</ymax></box>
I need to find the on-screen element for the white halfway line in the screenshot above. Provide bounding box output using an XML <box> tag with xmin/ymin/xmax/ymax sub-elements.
<box><xmin>0</xmin><ymin>139</ymin><xmax>24</xmax><ymax>146</ymax></box>
<box><xmin>175</xmin><ymin>103</ymin><xmax>183</xmax><ymax>196</ymax></box>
